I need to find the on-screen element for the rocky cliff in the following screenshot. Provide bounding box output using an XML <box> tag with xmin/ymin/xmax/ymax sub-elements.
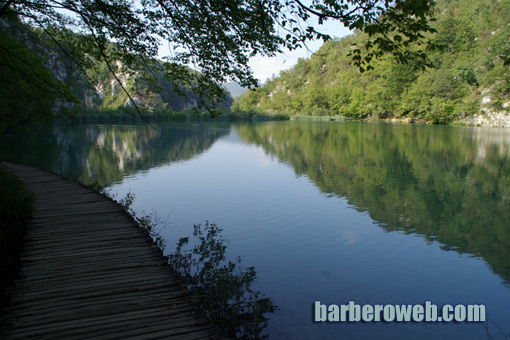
<box><xmin>0</xmin><ymin>16</ymin><xmax>232</xmax><ymax>122</ymax></box>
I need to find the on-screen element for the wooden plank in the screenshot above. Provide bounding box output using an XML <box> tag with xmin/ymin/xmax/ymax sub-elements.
<box><xmin>76</xmin><ymin>316</ymin><xmax>211</xmax><ymax>340</ymax></box>
<box><xmin>11</xmin><ymin>265</ymin><xmax>174</xmax><ymax>291</ymax></box>
<box><xmin>9</xmin><ymin>297</ymin><xmax>198</xmax><ymax>328</ymax></box>
<box><xmin>10</xmin><ymin>273</ymin><xmax>176</xmax><ymax>301</ymax></box>
<box><xmin>6</xmin><ymin>289</ymin><xmax>196</xmax><ymax>316</ymax></box>
<box><xmin>20</xmin><ymin>242</ymin><xmax>161</xmax><ymax>261</ymax></box>
<box><xmin>1</xmin><ymin>163</ymin><xmax>217</xmax><ymax>339</ymax></box>
<box><xmin>17</xmin><ymin>255</ymin><xmax>169</xmax><ymax>277</ymax></box>
<box><xmin>23</xmin><ymin>232</ymin><xmax>148</xmax><ymax>248</ymax></box>
<box><xmin>10</xmin><ymin>313</ymin><xmax>211</xmax><ymax>340</ymax></box>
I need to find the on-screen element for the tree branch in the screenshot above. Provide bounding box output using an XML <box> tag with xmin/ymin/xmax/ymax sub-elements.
<box><xmin>0</xmin><ymin>0</ymin><xmax>16</xmax><ymax>17</ymax></box>
<box><xmin>66</xmin><ymin>0</ymin><xmax>156</xmax><ymax>128</ymax></box>
<box><xmin>291</xmin><ymin>0</ymin><xmax>362</xmax><ymax>21</ymax></box>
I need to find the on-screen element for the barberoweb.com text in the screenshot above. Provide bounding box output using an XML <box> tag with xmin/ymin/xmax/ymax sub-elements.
<box><xmin>314</xmin><ymin>301</ymin><xmax>486</xmax><ymax>323</ymax></box>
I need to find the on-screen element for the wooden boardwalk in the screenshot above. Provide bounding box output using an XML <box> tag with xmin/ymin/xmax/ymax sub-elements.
<box><xmin>1</xmin><ymin>163</ymin><xmax>217</xmax><ymax>339</ymax></box>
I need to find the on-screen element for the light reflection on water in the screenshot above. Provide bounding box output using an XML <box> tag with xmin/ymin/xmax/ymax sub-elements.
<box><xmin>1</xmin><ymin>121</ymin><xmax>510</xmax><ymax>339</ymax></box>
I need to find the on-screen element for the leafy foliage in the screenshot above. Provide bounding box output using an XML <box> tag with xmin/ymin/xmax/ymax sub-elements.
<box><xmin>0</xmin><ymin>19</ymin><xmax>78</xmax><ymax>129</ymax></box>
<box><xmin>170</xmin><ymin>222</ymin><xmax>277</xmax><ymax>339</ymax></box>
<box><xmin>234</xmin><ymin>0</ymin><xmax>510</xmax><ymax>124</ymax></box>
<box><xmin>0</xmin><ymin>16</ymin><xmax>234</xmax><ymax>128</ymax></box>
<box><xmin>115</xmin><ymin>190</ymin><xmax>166</xmax><ymax>248</ymax></box>
<box><xmin>0</xmin><ymin>0</ymin><xmax>437</xmax><ymax>111</ymax></box>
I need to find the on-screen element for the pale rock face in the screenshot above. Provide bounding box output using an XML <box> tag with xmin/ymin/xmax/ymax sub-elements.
<box><xmin>464</xmin><ymin>111</ymin><xmax>510</xmax><ymax>128</ymax></box>
<box><xmin>181</xmin><ymin>99</ymin><xmax>199</xmax><ymax>110</ymax></box>
<box><xmin>124</xmin><ymin>97</ymin><xmax>142</xmax><ymax>107</ymax></box>
<box><xmin>460</xmin><ymin>86</ymin><xmax>510</xmax><ymax>127</ymax></box>
<box><xmin>462</xmin><ymin>96</ymin><xmax>510</xmax><ymax>127</ymax></box>
<box><xmin>82</xmin><ymin>94</ymin><xmax>94</xmax><ymax>108</ymax></box>
<box><xmin>110</xmin><ymin>79</ymin><xmax>119</xmax><ymax>97</ymax></box>
<box><xmin>94</xmin><ymin>83</ymin><xmax>105</xmax><ymax>98</ymax></box>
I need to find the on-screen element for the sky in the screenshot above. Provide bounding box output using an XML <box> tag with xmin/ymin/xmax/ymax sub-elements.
<box><xmin>147</xmin><ymin>0</ymin><xmax>346</xmax><ymax>84</ymax></box>
<box><xmin>157</xmin><ymin>15</ymin><xmax>352</xmax><ymax>86</ymax></box>
<box><xmin>248</xmin><ymin>21</ymin><xmax>352</xmax><ymax>84</ymax></box>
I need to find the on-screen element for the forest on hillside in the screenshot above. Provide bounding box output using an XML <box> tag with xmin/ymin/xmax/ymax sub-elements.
<box><xmin>234</xmin><ymin>0</ymin><xmax>510</xmax><ymax>125</ymax></box>
<box><xmin>0</xmin><ymin>17</ymin><xmax>233</xmax><ymax>128</ymax></box>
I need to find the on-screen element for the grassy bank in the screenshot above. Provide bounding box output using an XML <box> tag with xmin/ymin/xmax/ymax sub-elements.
<box><xmin>0</xmin><ymin>164</ymin><xmax>35</xmax><ymax>314</ymax></box>
<box><xmin>290</xmin><ymin>115</ymin><xmax>347</xmax><ymax>122</ymax></box>
<box><xmin>59</xmin><ymin>107</ymin><xmax>290</xmax><ymax>124</ymax></box>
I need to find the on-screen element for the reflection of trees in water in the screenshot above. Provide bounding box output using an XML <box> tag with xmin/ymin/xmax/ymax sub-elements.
<box><xmin>170</xmin><ymin>222</ymin><xmax>276</xmax><ymax>339</ymax></box>
<box><xmin>63</xmin><ymin>124</ymin><xmax>229</xmax><ymax>186</ymax></box>
<box><xmin>0</xmin><ymin>123</ymin><xmax>229</xmax><ymax>187</ymax></box>
<box><xmin>0</xmin><ymin>125</ymin><xmax>61</xmax><ymax>170</ymax></box>
<box><xmin>238</xmin><ymin>122</ymin><xmax>510</xmax><ymax>285</ymax></box>
<box><xmin>107</xmin><ymin>190</ymin><xmax>276</xmax><ymax>338</ymax></box>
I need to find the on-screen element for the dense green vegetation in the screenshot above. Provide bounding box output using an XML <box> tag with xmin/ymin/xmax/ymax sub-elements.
<box><xmin>0</xmin><ymin>16</ymin><xmax>234</xmax><ymax>128</ymax></box>
<box><xmin>234</xmin><ymin>0</ymin><xmax>510</xmax><ymax>125</ymax></box>
<box><xmin>63</xmin><ymin>107</ymin><xmax>227</xmax><ymax>124</ymax></box>
<box><xmin>0</xmin><ymin>19</ymin><xmax>78</xmax><ymax>130</ymax></box>
<box><xmin>1</xmin><ymin>0</ymin><xmax>437</xmax><ymax>102</ymax></box>
<box><xmin>0</xmin><ymin>164</ymin><xmax>35</xmax><ymax>312</ymax></box>
<box><xmin>0</xmin><ymin>0</ymin><xmax>442</xmax><ymax>130</ymax></box>
<box><xmin>1</xmin><ymin>0</ymin><xmax>441</xmax><ymax>129</ymax></box>
<box><xmin>237</xmin><ymin>121</ymin><xmax>510</xmax><ymax>284</ymax></box>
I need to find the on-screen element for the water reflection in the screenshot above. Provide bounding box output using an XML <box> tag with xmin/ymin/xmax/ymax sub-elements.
<box><xmin>237</xmin><ymin>121</ymin><xmax>510</xmax><ymax>285</ymax></box>
<box><xmin>0</xmin><ymin>123</ymin><xmax>229</xmax><ymax>186</ymax></box>
<box><xmin>3</xmin><ymin>121</ymin><xmax>510</xmax><ymax>338</ymax></box>
<box><xmin>170</xmin><ymin>222</ymin><xmax>277</xmax><ymax>339</ymax></box>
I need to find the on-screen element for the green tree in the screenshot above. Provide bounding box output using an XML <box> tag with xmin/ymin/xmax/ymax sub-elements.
<box><xmin>0</xmin><ymin>20</ymin><xmax>78</xmax><ymax>129</ymax></box>
<box><xmin>0</xmin><ymin>0</ymin><xmax>437</xmax><ymax>120</ymax></box>
<box><xmin>236</xmin><ymin>0</ymin><xmax>510</xmax><ymax>124</ymax></box>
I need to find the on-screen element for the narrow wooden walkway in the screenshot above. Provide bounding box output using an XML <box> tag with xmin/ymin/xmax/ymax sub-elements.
<box><xmin>1</xmin><ymin>163</ymin><xmax>217</xmax><ymax>339</ymax></box>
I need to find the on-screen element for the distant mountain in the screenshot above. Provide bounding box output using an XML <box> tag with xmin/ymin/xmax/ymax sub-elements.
<box><xmin>223</xmin><ymin>82</ymin><xmax>249</xmax><ymax>99</ymax></box>
<box><xmin>234</xmin><ymin>0</ymin><xmax>510</xmax><ymax>127</ymax></box>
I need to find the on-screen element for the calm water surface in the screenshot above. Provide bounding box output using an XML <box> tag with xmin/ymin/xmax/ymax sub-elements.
<box><xmin>2</xmin><ymin>121</ymin><xmax>510</xmax><ymax>339</ymax></box>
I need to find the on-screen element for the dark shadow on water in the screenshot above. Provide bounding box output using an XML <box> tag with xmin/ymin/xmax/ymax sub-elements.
<box><xmin>170</xmin><ymin>222</ymin><xmax>277</xmax><ymax>339</ymax></box>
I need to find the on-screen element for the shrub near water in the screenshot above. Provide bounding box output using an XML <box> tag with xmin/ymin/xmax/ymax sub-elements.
<box><xmin>0</xmin><ymin>164</ymin><xmax>35</xmax><ymax>311</ymax></box>
<box><xmin>112</xmin><ymin>190</ymin><xmax>276</xmax><ymax>338</ymax></box>
<box><xmin>170</xmin><ymin>222</ymin><xmax>277</xmax><ymax>339</ymax></box>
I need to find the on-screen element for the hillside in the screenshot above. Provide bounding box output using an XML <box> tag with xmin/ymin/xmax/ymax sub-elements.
<box><xmin>0</xmin><ymin>16</ymin><xmax>232</xmax><ymax>128</ymax></box>
<box><xmin>233</xmin><ymin>0</ymin><xmax>510</xmax><ymax>126</ymax></box>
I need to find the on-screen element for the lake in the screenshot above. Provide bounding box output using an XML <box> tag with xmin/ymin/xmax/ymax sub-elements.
<box><xmin>2</xmin><ymin>121</ymin><xmax>510</xmax><ymax>339</ymax></box>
